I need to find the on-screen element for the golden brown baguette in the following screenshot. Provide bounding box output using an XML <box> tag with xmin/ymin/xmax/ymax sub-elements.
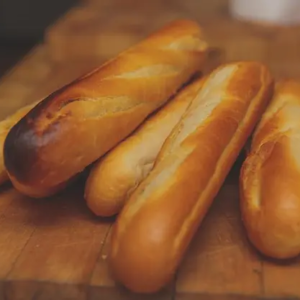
<box><xmin>3</xmin><ymin>19</ymin><xmax>208</xmax><ymax>198</ymax></box>
<box><xmin>240</xmin><ymin>80</ymin><xmax>300</xmax><ymax>259</ymax></box>
<box><xmin>84</xmin><ymin>77</ymin><xmax>206</xmax><ymax>217</ymax></box>
<box><xmin>0</xmin><ymin>101</ymin><xmax>39</xmax><ymax>185</ymax></box>
<box><xmin>109</xmin><ymin>61</ymin><xmax>274</xmax><ymax>293</ymax></box>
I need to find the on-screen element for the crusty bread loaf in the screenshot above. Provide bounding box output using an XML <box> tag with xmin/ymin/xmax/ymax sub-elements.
<box><xmin>3</xmin><ymin>19</ymin><xmax>208</xmax><ymax>198</ymax></box>
<box><xmin>84</xmin><ymin>76</ymin><xmax>206</xmax><ymax>217</ymax></box>
<box><xmin>240</xmin><ymin>80</ymin><xmax>300</xmax><ymax>259</ymax></box>
<box><xmin>109</xmin><ymin>61</ymin><xmax>274</xmax><ymax>293</ymax></box>
<box><xmin>0</xmin><ymin>101</ymin><xmax>39</xmax><ymax>185</ymax></box>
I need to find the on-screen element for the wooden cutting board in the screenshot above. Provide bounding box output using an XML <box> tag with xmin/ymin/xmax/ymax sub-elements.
<box><xmin>1</xmin><ymin>1</ymin><xmax>300</xmax><ymax>299</ymax></box>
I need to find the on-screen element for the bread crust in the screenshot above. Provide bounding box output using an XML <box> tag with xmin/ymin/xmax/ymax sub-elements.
<box><xmin>109</xmin><ymin>61</ymin><xmax>274</xmax><ymax>293</ymax></box>
<box><xmin>3</xmin><ymin>19</ymin><xmax>208</xmax><ymax>198</ymax></box>
<box><xmin>240</xmin><ymin>80</ymin><xmax>300</xmax><ymax>259</ymax></box>
<box><xmin>84</xmin><ymin>77</ymin><xmax>206</xmax><ymax>217</ymax></box>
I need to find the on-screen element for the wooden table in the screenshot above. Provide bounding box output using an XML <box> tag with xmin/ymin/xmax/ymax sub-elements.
<box><xmin>1</xmin><ymin>0</ymin><xmax>300</xmax><ymax>299</ymax></box>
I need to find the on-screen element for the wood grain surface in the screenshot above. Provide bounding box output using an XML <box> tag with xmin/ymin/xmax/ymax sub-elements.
<box><xmin>1</xmin><ymin>0</ymin><xmax>300</xmax><ymax>299</ymax></box>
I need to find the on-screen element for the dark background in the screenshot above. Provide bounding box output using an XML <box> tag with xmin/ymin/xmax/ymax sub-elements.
<box><xmin>0</xmin><ymin>0</ymin><xmax>77</xmax><ymax>77</ymax></box>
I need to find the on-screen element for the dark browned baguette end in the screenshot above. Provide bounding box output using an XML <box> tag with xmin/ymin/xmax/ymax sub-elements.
<box><xmin>3</xmin><ymin>96</ymin><xmax>72</xmax><ymax>197</ymax></box>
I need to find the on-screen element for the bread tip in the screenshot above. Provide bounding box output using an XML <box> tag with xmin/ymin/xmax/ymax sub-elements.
<box><xmin>3</xmin><ymin>116</ymin><xmax>36</xmax><ymax>184</ymax></box>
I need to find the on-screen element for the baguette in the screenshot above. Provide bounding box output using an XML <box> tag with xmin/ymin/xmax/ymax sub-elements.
<box><xmin>3</xmin><ymin>19</ymin><xmax>208</xmax><ymax>198</ymax></box>
<box><xmin>240</xmin><ymin>80</ymin><xmax>300</xmax><ymax>259</ymax></box>
<box><xmin>0</xmin><ymin>101</ymin><xmax>39</xmax><ymax>185</ymax></box>
<box><xmin>84</xmin><ymin>76</ymin><xmax>206</xmax><ymax>217</ymax></box>
<box><xmin>109</xmin><ymin>61</ymin><xmax>274</xmax><ymax>293</ymax></box>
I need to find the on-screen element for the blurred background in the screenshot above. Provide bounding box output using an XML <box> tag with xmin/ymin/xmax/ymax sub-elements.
<box><xmin>0</xmin><ymin>0</ymin><xmax>78</xmax><ymax>77</ymax></box>
<box><xmin>1</xmin><ymin>0</ymin><xmax>300</xmax><ymax>117</ymax></box>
